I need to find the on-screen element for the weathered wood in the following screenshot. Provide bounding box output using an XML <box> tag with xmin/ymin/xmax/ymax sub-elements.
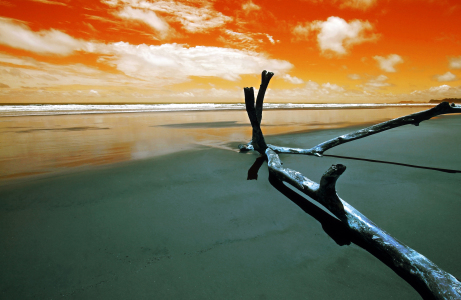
<box><xmin>238</xmin><ymin>71</ymin><xmax>274</xmax><ymax>152</ymax></box>
<box><xmin>241</xmin><ymin>71</ymin><xmax>461</xmax><ymax>299</ymax></box>
<box><xmin>267</xmin><ymin>151</ymin><xmax>461</xmax><ymax>299</ymax></box>
<box><xmin>266</xmin><ymin>102</ymin><xmax>461</xmax><ymax>156</ymax></box>
<box><xmin>256</xmin><ymin>70</ymin><xmax>274</xmax><ymax>125</ymax></box>
<box><xmin>244</xmin><ymin>87</ymin><xmax>267</xmax><ymax>154</ymax></box>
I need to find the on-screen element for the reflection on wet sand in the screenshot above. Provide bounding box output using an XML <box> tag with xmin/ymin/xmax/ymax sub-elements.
<box><xmin>0</xmin><ymin>107</ymin><xmax>429</xmax><ymax>181</ymax></box>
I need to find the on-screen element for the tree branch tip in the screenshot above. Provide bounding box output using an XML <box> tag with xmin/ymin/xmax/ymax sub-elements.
<box><xmin>328</xmin><ymin>164</ymin><xmax>347</xmax><ymax>176</ymax></box>
<box><xmin>260</xmin><ymin>70</ymin><xmax>274</xmax><ymax>84</ymax></box>
<box><xmin>335</xmin><ymin>163</ymin><xmax>346</xmax><ymax>171</ymax></box>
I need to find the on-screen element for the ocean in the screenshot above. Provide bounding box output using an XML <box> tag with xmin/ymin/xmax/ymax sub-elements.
<box><xmin>0</xmin><ymin>103</ymin><xmax>434</xmax><ymax>117</ymax></box>
<box><xmin>0</xmin><ymin>104</ymin><xmax>437</xmax><ymax>181</ymax></box>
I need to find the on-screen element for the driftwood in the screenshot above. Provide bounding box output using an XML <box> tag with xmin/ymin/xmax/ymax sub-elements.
<box><xmin>239</xmin><ymin>71</ymin><xmax>461</xmax><ymax>299</ymax></box>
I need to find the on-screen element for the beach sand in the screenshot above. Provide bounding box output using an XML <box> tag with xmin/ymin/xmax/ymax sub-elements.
<box><xmin>0</xmin><ymin>113</ymin><xmax>460</xmax><ymax>299</ymax></box>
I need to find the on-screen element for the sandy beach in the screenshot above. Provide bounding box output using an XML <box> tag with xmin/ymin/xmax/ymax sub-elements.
<box><xmin>1</xmin><ymin>111</ymin><xmax>460</xmax><ymax>299</ymax></box>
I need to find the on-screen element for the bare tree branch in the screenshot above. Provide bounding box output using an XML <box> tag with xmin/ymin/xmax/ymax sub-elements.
<box><xmin>244</xmin><ymin>87</ymin><xmax>267</xmax><ymax>154</ymax></box>
<box><xmin>266</xmin><ymin>102</ymin><xmax>461</xmax><ymax>156</ymax></box>
<box><xmin>240</xmin><ymin>71</ymin><xmax>461</xmax><ymax>299</ymax></box>
<box><xmin>267</xmin><ymin>153</ymin><xmax>461</xmax><ymax>299</ymax></box>
<box><xmin>239</xmin><ymin>70</ymin><xmax>273</xmax><ymax>152</ymax></box>
<box><xmin>256</xmin><ymin>70</ymin><xmax>274</xmax><ymax>125</ymax></box>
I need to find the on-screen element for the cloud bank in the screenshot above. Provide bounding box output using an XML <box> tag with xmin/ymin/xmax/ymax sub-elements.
<box><xmin>103</xmin><ymin>0</ymin><xmax>232</xmax><ymax>33</ymax></box>
<box><xmin>116</xmin><ymin>7</ymin><xmax>172</xmax><ymax>39</ymax></box>
<box><xmin>92</xmin><ymin>42</ymin><xmax>293</xmax><ymax>83</ymax></box>
<box><xmin>293</xmin><ymin>16</ymin><xmax>378</xmax><ymax>56</ymax></box>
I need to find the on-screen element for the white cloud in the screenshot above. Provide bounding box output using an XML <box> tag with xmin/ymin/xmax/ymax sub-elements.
<box><xmin>339</xmin><ymin>0</ymin><xmax>377</xmax><ymax>10</ymax></box>
<box><xmin>218</xmin><ymin>30</ymin><xmax>277</xmax><ymax>50</ymax></box>
<box><xmin>218</xmin><ymin>30</ymin><xmax>255</xmax><ymax>49</ymax></box>
<box><xmin>322</xmin><ymin>82</ymin><xmax>345</xmax><ymax>92</ymax></box>
<box><xmin>448</xmin><ymin>56</ymin><xmax>461</xmax><ymax>69</ymax></box>
<box><xmin>260</xmin><ymin>80</ymin><xmax>351</xmax><ymax>101</ymax></box>
<box><xmin>0</xmin><ymin>35</ymin><xmax>293</xmax><ymax>90</ymax></box>
<box><xmin>0</xmin><ymin>53</ymin><xmax>137</xmax><ymax>89</ymax></box>
<box><xmin>292</xmin><ymin>23</ymin><xmax>311</xmax><ymax>40</ymax></box>
<box><xmin>103</xmin><ymin>0</ymin><xmax>232</xmax><ymax>33</ymax></box>
<box><xmin>428</xmin><ymin>85</ymin><xmax>452</xmax><ymax>93</ymax></box>
<box><xmin>91</xmin><ymin>42</ymin><xmax>293</xmax><ymax>83</ymax></box>
<box><xmin>116</xmin><ymin>7</ymin><xmax>171</xmax><ymax>38</ymax></box>
<box><xmin>265</xmin><ymin>34</ymin><xmax>276</xmax><ymax>44</ymax></box>
<box><xmin>0</xmin><ymin>17</ymin><xmax>85</xmax><ymax>55</ymax></box>
<box><xmin>360</xmin><ymin>74</ymin><xmax>391</xmax><ymax>90</ymax></box>
<box><xmin>3</xmin><ymin>48</ymin><xmax>457</xmax><ymax>104</ymax></box>
<box><xmin>0</xmin><ymin>53</ymin><xmax>48</xmax><ymax>67</ymax></box>
<box><xmin>282</xmin><ymin>74</ymin><xmax>304</xmax><ymax>84</ymax></box>
<box><xmin>373</xmin><ymin>54</ymin><xmax>403</xmax><ymax>72</ymax></box>
<box><xmin>293</xmin><ymin>16</ymin><xmax>378</xmax><ymax>56</ymax></box>
<box><xmin>434</xmin><ymin>71</ymin><xmax>458</xmax><ymax>82</ymax></box>
<box><xmin>411</xmin><ymin>84</ymin><xmax>461</xmax><ymax>101</ymax></box>
<box><xmin>242</xmin><ymin>0</ymin><xmax>261</xmax><ymax>13</ymax></box>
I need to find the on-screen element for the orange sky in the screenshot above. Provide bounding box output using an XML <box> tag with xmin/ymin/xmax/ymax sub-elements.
<box><xmin>0</xmin><ymin>0</ymin><xmax>460</xmax><ymax>103</ymax></box>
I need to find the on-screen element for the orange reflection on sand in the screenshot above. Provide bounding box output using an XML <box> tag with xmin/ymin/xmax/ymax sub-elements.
<box><xmin>0</xmin><ymin>107</ymin><xmax>429</xmax><ymax>181</ymax></box>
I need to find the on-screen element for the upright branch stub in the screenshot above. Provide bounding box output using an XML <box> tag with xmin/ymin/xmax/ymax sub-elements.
<box><xmin>318</xmin><ymin>164</ymin><xmax>347</xmax><ymax>222</ymax></box>
<box><xmin>255</xmin><ymin>70</ymin><xmax>274</xmax><ymax>125</ymax></box>
<box><xmin>238</xmin><ymin>70</ymin><xmax>274</xmax><ymax>152</ymax></box>
<box><xmin>244</xmin><ymin>87</ymin><xmax>267</xmax><ymax>154</ymax></box>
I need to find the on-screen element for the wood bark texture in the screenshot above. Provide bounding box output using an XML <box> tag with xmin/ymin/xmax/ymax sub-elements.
<box><xmin>240</xmin><ymin>70</ymin><xmax>461</xmax><ymax>300</ymax></box>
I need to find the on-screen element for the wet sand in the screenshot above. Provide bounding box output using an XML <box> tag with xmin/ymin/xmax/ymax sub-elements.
<box><xmin>0</xmin><ymin>112</ymin><xmax>460</xmax><ymax>299</ymax></box>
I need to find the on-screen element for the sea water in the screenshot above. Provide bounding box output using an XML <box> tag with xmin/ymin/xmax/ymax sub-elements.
<box><xmin>0</xmin><ymin>104</ymin><xmax>435</xmax><ymax>181</ymax></box>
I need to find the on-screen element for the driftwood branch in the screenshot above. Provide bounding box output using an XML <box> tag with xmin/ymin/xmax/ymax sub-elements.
<box><xmin>239</xmin><ymin>71</ymin><xmax>274</xmax><ymax>152</ymax></box>
<box><xmin>256</xmin><ymin>70</ymin><xmax>274</xmax><ymax>125</ymax></box>
<box><xmin>240</xmin><ymin>70</ymin><xmax>461</xmax><ymax>299</ymax></box>
<box><xmin>241</xmin><ymin>102</ymin><xmax>461</xmax><ymax>156</ymax></box>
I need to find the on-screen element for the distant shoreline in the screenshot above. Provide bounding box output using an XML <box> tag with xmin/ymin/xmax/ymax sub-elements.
<box><xmin>0</xmin><ymin>103</ymin><xmax>437</xmax><ymax>117</ymax></box>
<box><xmin>0</xmin><ymin>102</ymin><xmax>435</xmax><ymax>106</ymax></box>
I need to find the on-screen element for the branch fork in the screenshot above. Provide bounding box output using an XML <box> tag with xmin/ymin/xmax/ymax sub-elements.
<box><xmin>240</xmin><ymin>70</ymin><xmax>461</xmax><ymax>299</ymax></box>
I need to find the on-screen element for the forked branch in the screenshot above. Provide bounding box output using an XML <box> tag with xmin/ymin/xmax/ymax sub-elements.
<box><xmin>239</xmin><ymin>71</ymin><xmax>274</xmax><ymax>152</ymax></box>
<box><xmin>241</xmin><ymin>101</ymin><xmax>461</xmax><ymax>156</ymax></box>
<box><xmin>241</xmin><ymin>70</ymin><xmax>461</xmax><ymax>299</ymax></box>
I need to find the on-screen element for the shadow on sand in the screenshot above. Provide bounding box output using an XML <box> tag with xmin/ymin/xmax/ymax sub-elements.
<box><xmin>323</xmin><ymin>154</ymin><xmax>461</xmax><ymax>174</ymax></box>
